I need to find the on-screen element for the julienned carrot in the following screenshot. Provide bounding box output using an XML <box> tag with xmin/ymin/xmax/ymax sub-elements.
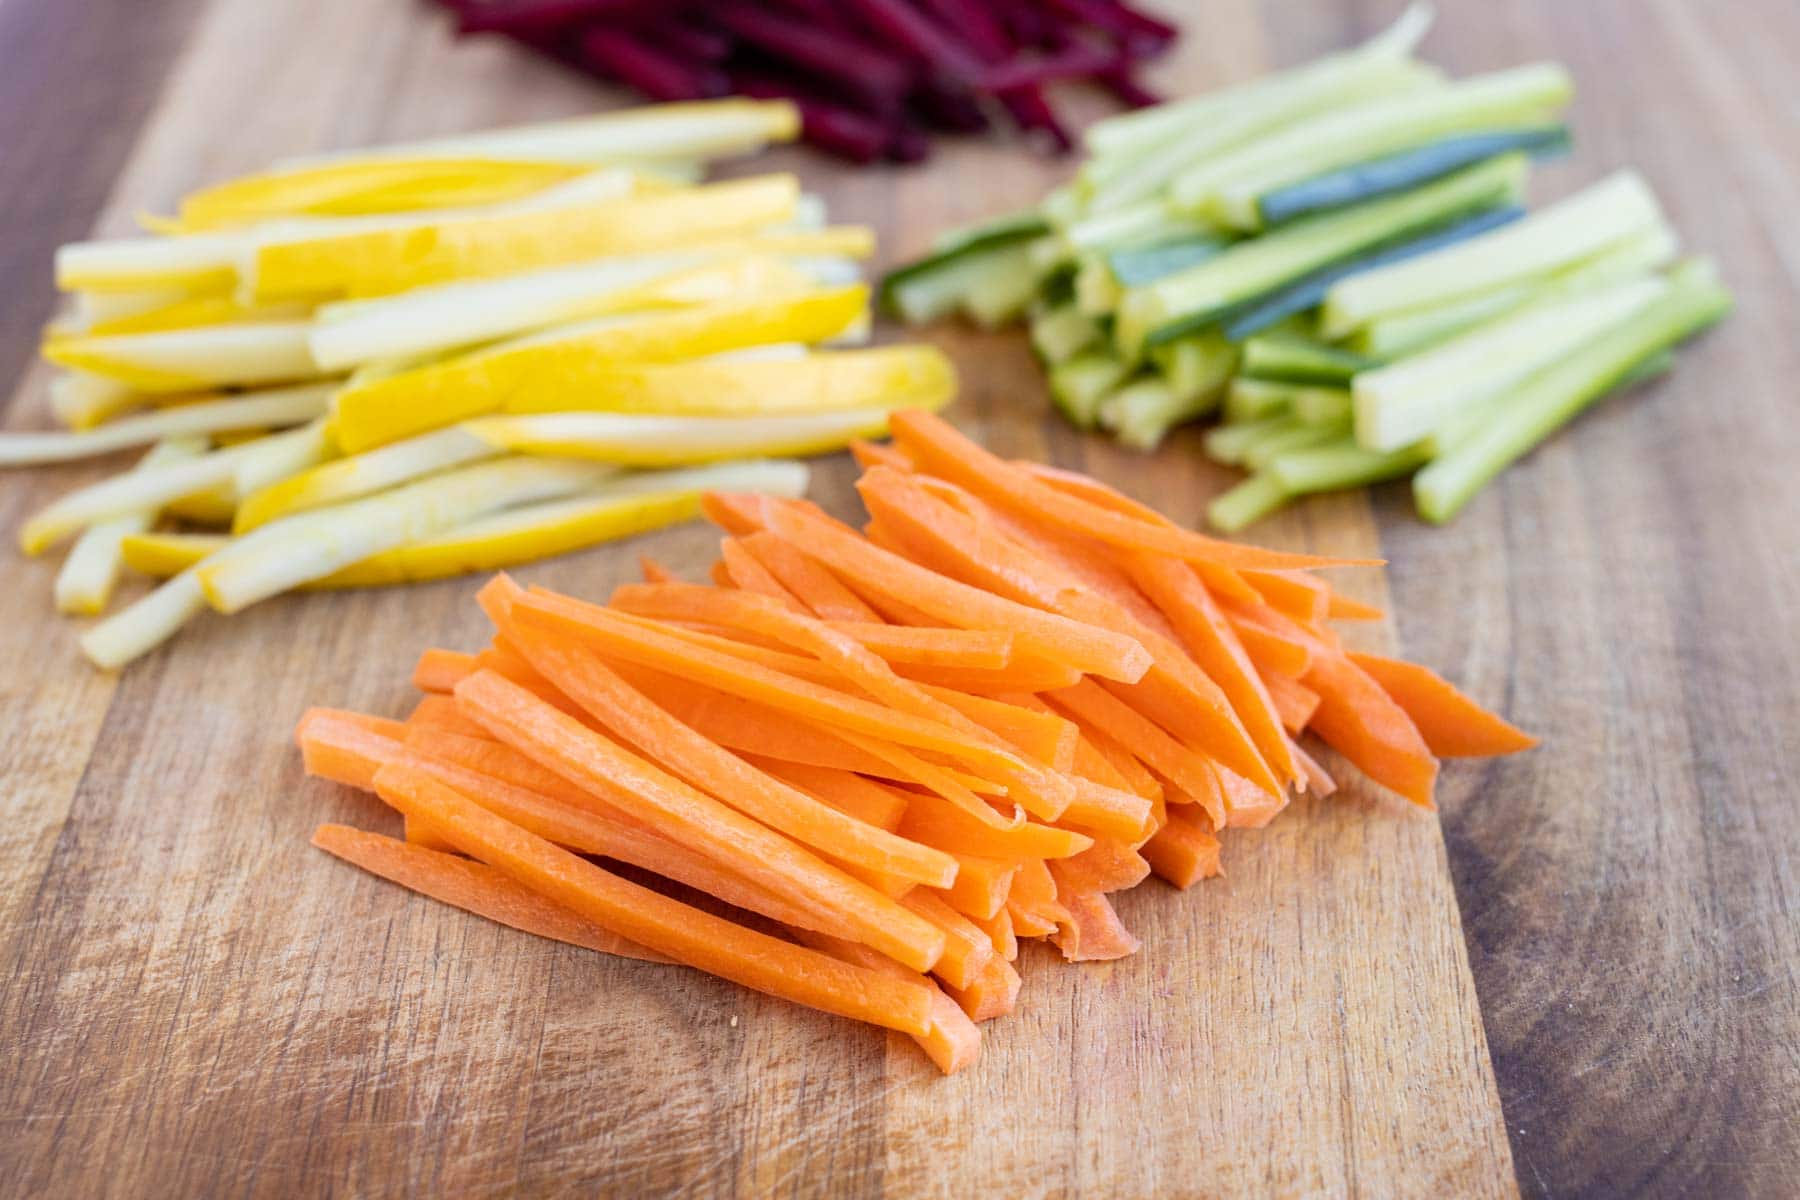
<box><xmin>895</xmin><ymin>890</ymin><xmax>996</xmax><ymax>991</ymax></box>
<box><xmin>1290</xmin><ymin>740</ymin><xmax>1339</xmax><ymax>797</ymax></box>
<box><xmin>454</xmin><ymin>668</ymin><xmax>949</xmax><ymax>971</ymax></box>
<box><xmin>738</xmin><ymin>529</ymin><xmax>881</xmax><ymax>622</ymax></box>
<box><xmin>1054</xmin><ymin>837</ymin><xmax>1153</xmax><ymax>894</ymax></box>
<box><xmin>371</xmin><ymin>764</ymin><xmax>937</xmax><ymax>1038</ymax></box>
<box><xmin>836</xmin><ymin>732</ymin><xmax>1020</xmax><ymax>832</ymax></box>
<box><xmin>920</xmin><ymin>688</ymin><xmax>1075</xmax><ymax>770</ymax></box>
<box><xmin>936</xmin><ymin>852</ymin><xmax>1018</xmax><ymax>921</ymax></box>
<box><xmin>1300</xmin><ymin>652</ymin><xmax>1440</xmax><ymax>809</ymax></box>
<box><xmin>312</xmin><ymin>823</ymin><xmax>671</xmax><ymax>964</ymax></box>
<box><xmin>1073</xmin><ymin>718</ymin><xmax>1164</xmax><ymax>801</ymax></box>
<box><xmin>898</xmin><ymin>786</ymin><xmax>1093</xmax><ymax>861</ymax></box>
<box><xmin>793</xmin><ymin>928</ymin><xmax>981</xmax><ymax>1076</ymax></box>
<box><xmin>759</xmin><ymin>499</ymin><xmax>1155</xmax><ymax>684</ymax></box>
<box><xmin>402</xmin><ymin>814</ymin><xmax>459</xmax><ymax>854</ymax></box>
<box><xmin>1005</xmin><ymin>858</ymin><xmax>1067</xmax><ymax>936</ymax></box>
<box><xmin>299</xmin><ymin>706</ymin><xmax>409</xmax><ymax>744</ymax></box>
<box><xmin>1346</xmin><ymin>652</ymin><xmax>1538</xmax><ymax>757</ymax></box>
<box><xmin>500</xmin><ymin>617</ymin><xmax>961</xmax><ymax>889</ymax></box>
<box><xmin>1139</xmin><ymin>806</ymin><xmax>1223</xmax><ymax>890</ymax></box>
<box><xmin>1216</xmin><ymin>763</ymin><xmax>1288</xmax><ymax>829</ymax></box>
<box><xmin>1327</xmin><ymin>592</ymin><xmax>1386</xmax><ymax>621</ymax></box>
<box><xmin>941</xmin><ymin>953</ymin><xmax>1021</xmax><ymax>1022</ymax></box>
<box><xmin>1047</xmin><ymin>680</ymin><xmax>1226</xmax><ymax>828</ymax></box>
<box><xmin>1239</xmin><ymin>569</ymin><xmax>1330</xmax><ymax>624</ymax></box>
<box><xmin>1048</xmin><ymin>890</ymin><xmax>1141</xmax><ymax>962</ymax></box>
<box><xmin>403</xmin><ymin>722</ymin><xmax>583</xmax><ymax>801</ymax></box>
<box><xmin>887</xmin><ymin>409</ymin><xmax>1372</xmax><ymax>572</ymax></box>
<box><xmin>302</xmin><ymin>713</ymin><xmax>829</xmax><ymax>933</ymax></box>
<box><xmin>1262</xmin><ymin>669</ymin><xmax>1322</xmax><ymax>733</ymax></box>
<box><xmin>408</xmin><ymin>694</ymin><xmax>490</xmax><ymax>738</ymax></box>
<box><xmin>891</xmin><ymin>654</ymin><xmax>1086</xmax><ymax>693</ymax></box>
<box><xmin>966</xmin><ymin>905</ymin><xmax>1018</xmax><ymax>962</ymax></box>
<box><xmin>849</xmin><ymin>437</ymin><xmax>914</xmax><ymax>472</ymax></box>
<box><xmin>746</xmin><ymin>758</ymin><xmax>909</xmax><ymax>831</ymax></box>
<box><xmin>718</xmin><ymin>537</ymin><xmax>804</xmax><ymax>608</ymax></box>
<box><xmin>515</xmin><ymin>587</ymin><xmax>1030</xmax><ymax>779</ymax></box>
<box><xmin>1125</xmin><ymin>551</ymin><xmax>1296</xmax><ymax>787</ymax></box>
<box><xmin>413</xmin><ymin>647</ymin><xmax>477</xmax><ymax>694</ymax></box>
<box><xmin>855</xmin><ymin>467</ymin><xmax>1277</xmax><ymax>792</ymax></box>
<box><xmin>639</xmin><ymin>555</ymin><xmax>680</xmax><ymax>584</ymax></box>
<box><xmin>1060</xmin><ymin>778</ymin><xmax>1157</xmax><ymax>842</ymax></box>
<box><xmin>1231</xmin><ymin>619</ymin><xmax>1313</xmax><ymax>678</ymax></box>
<box><xmin>841</xmin><ymin>624</ymin><xmax>1016</xmax><ymax>670</ymax></box>
<box><xmin>1006</xmin><ymin>899</ymin><xmax>1055</xmax><ymax>939</ymax></box>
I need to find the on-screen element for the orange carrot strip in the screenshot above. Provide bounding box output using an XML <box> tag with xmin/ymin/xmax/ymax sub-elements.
<box><xmin>1232</xmin><ymin>619</ymin><xmax>1313</xmax><ymax>678</ymax></box>
<box><xmin>1326</xmin><ymin>592</ymin><xmax>1384</xmax><ymax>621</ymax></box>
<box><xmin>889</xmin><ymin>409</ymin><xmax>1370</xmax><ymax>570</ymax></box>
<box><xmin>848</xmin><ymin>438</ymin><xmax>915</xmax><ymax>472</ymax></box>
<box><xmin>936</xmin><ymin>853</ymin><xmax>1018</xmax><ymax>921</ymax></box>
<box><xmin>838</xmin><ymin>624</ymin><xmax>1015</xmax><ymax>670</ymax></box>
<box><xmin>1263</xmin><ymin>669</ymin><xmax>1321</xmax><ymax>733</ymax></box>
<box><xmin>739</xmin><ymin>529</ymin><xmax>882</xmax><ymax>622</ymax></box>
<box><xmin>793</xmin><ymin>928</ymin><xmax>981</xmax><ymax>1075</ymax></box>
<box><xmin>941</xmin><ymin>953</ymin><xmax>1021</xmax><ymax>1022</ymax></box>
<box><xmin>516</xmin><ymin>589</ymin><xmax>1026</xmax><ymax>777</ymax></box>
<box><xmin>1239</xmin><ymin>569</ymin><xmax>1330</xmax><ymax>624</ymax></box>
<box><xmin>454</xmin><ymin>669</ymin><xmax>948</xmax><ymax>971</ymax></box>
<box><xmin>835</xmin><ymin>733</ymin><xmax>1019</xmax><ymax>832</ymax></box>
<box><xmin>701</xmin><ymin>491</ymin><xmax>770</xmax><ymax>537</ymax></box>
<box><xmin>503</xmin><ymin>619</ymin><xmax>959</xmax><ymax>889</ymax></box>
<box><xmin>891</xmin><ymin>655</ymin><xmax>1085</xmax><ymax>693</ymax></box>
<box><xmin>1047</xmin><ymin>888</ymin><xmax>1141</xmax><ymax>961</ymax></box>
<box><xmin>638</xmin><ymin>555</ymin><xmax>680</xmax><ymax>584</ymax></box>
<box><xmin>1140</xmin><ymin>806</ymin><xmax>1222</xmax><ymax>890</ymax></box>
<box><xmin>760</xmin><ymin>498</ymin><xmax>1154</xmax><ymax>683</ymax></box>
<box><xmin>373</xmin><ymin>764</ymin><xmax>935</xmax><ymax>1035</ymax></box>
<box><xmin>1005</xmin><ymin>858</ymin><xmax>1067</xmax><ymax>937</ymax></box>
<box><xmin>313</xmin><ymin>822</ymin><xmax>670</xmax><ymax>963</ymax></box>
<box><xmin>1346</xmin><ymin>652</ymin><xmax>1538</xmax><ymax>757</ymax></box>
<box><xmin>966</xmin><ymin>905</ymin><xmax>1017</xmax><ymax>962</ymax></box>
<box><xmin>301</xmin><ymin>713</ymin><xmax>828</xmax><ymax>932</ymax></box>
<box><xmin>298</xmin><ymin>706</ymin><xmax>409</xmax><ymax>744</ymax></box>
<box><xmin>1077</xmin><ymin>721</ymin><xmax>1164</xmax><ymax>801</ymax></box>
<box><xmin>1007</xmin><ymin>898</ymin><xmax>1057</xmax><ymax>939</ymax></box>
<box><xmin>1301</xmin><ymin>652</ymin><xmax>1439</xmax><ymax>808</ymax></box>
<box><xmin>718</xmin><ymin>536</ymin><xmax>804</xmax><ymax>607</ymax></box>
<box><xmin>1212</xmin><ymin>762</ymin><xmax>1287</xmax><ymax>828</ymax></box>
<box><xmin>898</xmin><ymin>788</ymin><xmax>1093</xmax><ymax>861</ymax></box>
<box><xmin>407</xmin><ymin>693</ymin><xmax>492</xmax><ymax>739</ymax></box>
<box><xmin>1125</xmin><ymin>551</ymin><xmax>1296</xmax><ymax>786</ymax></box>
<box><xmin>895</xmin><ymin>890</ymin><xmax>996</xmax><ymax>991</ymax></box>
<box><xmin>1290</xmin><ymin>739</ymin><xmax>1339</xmax><ymax>797</ymax></box>
<box><xmin>404</xmin><ymin>723</ymin><xmax>579</xmax><ymax>798</ymax></box>
<box><xmin>1058</xmin><ymin>778</ymin><xmax>1157</xmax><ymax>842</ymax></box>
<box><xmin>1053</xmin><ymin>837</ymin><xmax>1152</xmax><ymax>894</ymax></box>
<box><xmin>743</xmin><ymin>759</ymin><xmax>907</xmax><ymax>831</ymax></box>
<box><xmin>413</xmin><ymin>647</ymin><xmax>477</xmax><ymax>694</ymax></box>
<box><xmin>1047</xmin><ymin>680</ymin><xmax>1227</xmax><ymax>829</ymax></box>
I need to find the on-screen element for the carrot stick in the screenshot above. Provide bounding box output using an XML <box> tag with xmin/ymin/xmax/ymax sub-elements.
<box><xmin>738</xmin><ymin>529</ymin><xmax>881</xmax><ymax>622</ymax></box>
<box><xmin>1262</xmin><ymin>669</ymin><xmax>1321</xmax><ymax>733</ymax></box>
<box><xmin>1347</xmin><ymin>652</ymin><xmax>1538</xmax><ymax>757</ymax></box>
<box><xmin>1300</xmin><ymin>652</ymin><xmax>1439</xmax><ymax>808</ymax></box>
<box><xmin>1326</xmin><ymin>592</ymin><xmax>1385</xmax><ymax>621</ymax></box>
<box><xmin>407</xmin><ymin>693</ymin><xmax>492</xmax><ymax>739</ymax></box>
<box><xmin>639</xmin><ymin>555</ymin><xmax>680</xmax><ymax>584</ymax></box>
<box><xmin>1290</xmin><ymin>739</ymin><xmax>1339</xmax><ymax>797</ymax></box>
<box><xmin>966</xmin><ymin>905</ymin><xmax>1017</xmax><ymax>962</ymax></box>
<box><xmin>404</xmin><ymin>722</ymin><xmax>582</xmax><ymax>799</ymax></box>
<box><xmin>718</xmin><ymin>536</ymin><xmax>804</xmax><ymax>607</ymax></box>
<box><xmin>834</xmin><ymin>733</ymin><xmax>1020</xmax><ymax>832</ymax></box>
<box><xmin>1053</xmin><ymin>837</ymin><xmax>1152</xmax><ymax>894</ymax></box>
<box><xmin>1047</xmin><ymin>680</ymin><xmax>1227</xmax><ymax>829</ymax></box>
<box><xmin>515</xmin><ymin>587</ymin><xmax>1028</xmax><ymax>778</ymax></box>
<box><xmin>1059</xmin><ymin>778</ymin><xmax>1157</xmax><ymax>842</ymax></box>
<box><xmin>941</xmin><ymin>953</ymin><xmax>1021</xmax><ymax>1022</ymax></box>
<box><xmin>793</xmin><ymin>928</ymin><xmax>981</xmax><ymax>1075</ymax></box>
<box><xmin>1126</xmin><ymin>550</ymin><xmax>1295</xmax><ymax>786</ymax></box>
<box><xmin>1231</xmin><ymin>619</ymin><xmax>1313</xmax><ymax>678</ymax></box>
<box><xmin>1047</xmin><ymin>888</ymin><xmax>1140</xmax><ymax>962</ymax></box>
<box><xmin>709</xmin><ymin>560</ymin><xmax>733</xmax><ymax>588</ymax></box>
<box><xmin>895</xmin><ymin>890</ymin><xmax>996</xmax><ymax>991</ymax></box>
<box><xmin>371</xmin><ymin>764</ymin><xmax>935</xmax><ymax>1036</ymax></box>
<box><xmin>413</xmin><ymin>647</ymin><xmax>477</xmax><ymax>694</ymax></box>
<box><xmin>848</xmin><ymin>437</ymin><xmax>914</xmax><ymax>472</ymax></box>
<box><xmin>501</xmin><ymin>618</ymin><xmax>960</xmax><ymax>889</ymax></box>
<box><xmin>898</xmin><ymin>787</ymin><xmax>1093</xmax><ymax>861</ymax></box>
<box><xmin>1007</xmin><ymin>899</ymin><xmax>1056</xmax><ymax>939</ymax></box>
<box><xmin>935</xmin><ymin>853</ymin><xmax>1018</xmax><ymax>921</ymax></box>
<box><xmin>744</xmin><ymin>758</ymin><xmax>909</xmax><ymax>831</ymax></box>
<box><xmin>1215</xmin><ymin>762</ymin><xmax>1288</xmax><ymax>829</ymax></box>
<box><xmin>402</xmin><ymin>814</ymin><xmax>460</xmax><ymax>854</ymax></box>
<box><xmin>841</xmin><ymin>625</ymin><xmax>1015</xmax><ymax>670</ymax></box>
<box><xmin>888</xmin><ymin>409</ymin><xmax>1371</xmax><ymax>571</ymax></box>
<box><xmin>453</xmin><ymin>668</ymin><xmax>949</xmax><ymax>970</ymax></box>
<box><xmin>1139</xmin><ymin>806</ymin><xmax>1222</xmax><ymax>890</ymax></box>
<box><xmin>301</xmin><ymin>713</ymin><xmax>826</xmax><ymax>932</ymax></box>
<box><xmin>701</xmin><ymin>491</ymin><xmax>770</xmax><ymax>537</ymax></box>
<box><xmin>1239</xmin><ymin>569</ymin><xmax>1330</xmax><ymax>624</ymax></box>
<box><xmin>759</xmin><ymin>498</ymin><xmax>1155</xmax><ymax>683</ymax></box>
<box><xmin>890</xmin><ymin>655</ymin><xmax>1086</xmax><ymax>693</ymax></box>
<box><xmin>298</xmin><ymin>706</ymin><xmax>409</xmax><ymax>744</ymax></box>
<box><xmin>1077</xmin><ymin>722</ymin><xmax>1163</xmax><ymax>801</ymax></box>
<box><xmin>1005</xmin><ymin>858</ymin><xmax>1066</xmax><ymax>936</ymax></box>
<box><xmin>312</xmin><ymin>823</ymin><xmax>670</xmax><ymax>964</ymax></box>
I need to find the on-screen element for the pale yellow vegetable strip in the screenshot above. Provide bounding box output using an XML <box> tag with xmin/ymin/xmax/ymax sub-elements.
<box><xmin>80</xmin><ymin>570</ymin><xmax>208</xmax><ymax>669</ymax></box>
<box><xmin>0</xmin><ymin>383</ymin><xmax>333</xmax><ymax>465</ymax></box>
<box><xmin>330</xmin><ymin>284</ymin><xmax>869</xmax><ymax>453</ymax></box>
<box><xmin>47</xmin><ymin>372</ymin><xmax>154</xmax><ymax>430</ymax></box>
<box><xmin>43</xmin><ymin>322</ymin><xmax>326</xmax><ymax>393</ymax></box>
<box><xmin>253</xmin><ymin>175</ymin><xmax>802</xmax><ymax>302</ymax></box>
<box><xmin>196</xmin><ymin>457</ymin><xmax>614</xmax><ymax>612</ymax></box>
<box><xmin>175</xmin><ymin>158</ymin><xmax>588</xmax><ymax>230</ymax></box>
<box><xmin>464</xmin><ymin>408</ymin><xmax>901</xmax><ymax>468</ymax></box>
<box><xmin>54</xmin><ymin>438</ymin><xmax>206</xmax><ymax>615</ymax></box>
<box><xmin>231</xmin><ymin>417</ymin><xmax>335</xmax><ymax>497</ymax></box>
<box><xmin>233</xmin><ymin>426</ymin><xmax>500</xmax><ymax>533</ymax></box>
<box><xmin>273</xmin><ymin>99</ymin><xmax>799</xmax><ymax>169</ymax></box>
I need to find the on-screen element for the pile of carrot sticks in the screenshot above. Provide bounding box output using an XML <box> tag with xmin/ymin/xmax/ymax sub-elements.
<box><xmin>298</xmin><ymin>409</ymin><xmax>1535</xmax><ymax>1073</ymax></box>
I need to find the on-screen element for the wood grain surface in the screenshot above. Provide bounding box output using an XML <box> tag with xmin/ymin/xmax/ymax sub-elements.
<box><xmin>0</xmin><ymin>2</ymin><xmax>1793</xmax><ymax>1197</ymax></box>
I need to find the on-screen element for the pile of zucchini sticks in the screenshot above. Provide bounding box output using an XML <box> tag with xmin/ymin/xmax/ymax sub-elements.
<box><xmin>6</xmin><ymin>99</ymin><xmax>955</xmax><ymax>669</ymax></box>
<box><xmin>883</xmin><ymin>6</ymin><xmax>1731</xmax><ymax>529</ymax></box>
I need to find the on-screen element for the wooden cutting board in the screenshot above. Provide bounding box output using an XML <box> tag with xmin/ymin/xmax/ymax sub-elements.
<box><xmin>8</xmin><ymin>0</ymin><xmax>1720</xmax><ymax>1194</ymax></box>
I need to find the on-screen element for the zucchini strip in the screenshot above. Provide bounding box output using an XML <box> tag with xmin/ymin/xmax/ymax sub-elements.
<box><xmin>0</xmin><ymin>383</ymin><xmax>333</xmax><ymax>465</ymax></box>
<box><xmin>53</xmin><ymin>438</ymin><xmax>206</xmax><ymax>616</ymax></box>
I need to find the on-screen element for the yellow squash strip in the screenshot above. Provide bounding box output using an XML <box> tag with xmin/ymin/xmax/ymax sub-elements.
<box><xmin>502</xmin><ymin>344</ymin><xmax>956</xmax><ymax>417</ymax></box>
<box><xmin>233</xmin><ymin>426</ymin><xmax>501</xmax><ymax>533</ymax></box>
<box><xmin>0</xmin><ymin>383</ymin><xmax>334</xmax><ymax>465</ymax></box>
<box><xmin>330</xmin><ymin>284</ymin><xmax>869</xmax><ymax>453</ymax></box>
<box><xmin>252</xmin><ymin>174</ymin><xmax>802</xmax><ymax>302</ymax></box>
<box><xmin>463</xmin><ymin>408</ymin><xmax>902</xmax><ymax>467</ymax></box>
<box><xmin>43</xmin><ymin>322</ymin><xmax>329</xmax><ymax>393</ymax></box>
<box><xmin>54</xmin><ymin>438</ymin><xmax>206</xmax><ymax>615</ymax></box>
